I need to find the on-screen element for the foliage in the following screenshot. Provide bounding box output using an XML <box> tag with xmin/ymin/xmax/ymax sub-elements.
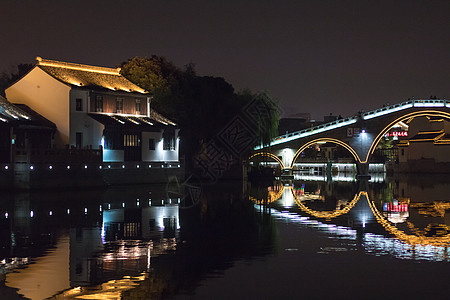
<box><xmin>235</xmin><ymin>90</ymin><xmax>280</xmax><ymax>148</ymax></box>
<box><xmin>120</xmin><ymin>56</ymin><xmax>279</xmax><ymax>156</ymax></box>
<box><xmin>0</xmin><ymin>63</ymin><xmax>33</xmax><ymax>96</ymax></box>
<box><xmin>376</xmin><ymin>137</ymin><xmax>394</xmax><ymax>149</ymax></box>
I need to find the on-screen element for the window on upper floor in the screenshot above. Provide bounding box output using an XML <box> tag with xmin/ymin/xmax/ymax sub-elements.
<box><xmin>116</xmin><ymin>98</ymin><xmax>123</xmax><ymax>113</ymax></box>
<box><xmin>135</xmin><ymin>99</ymin><xmax>141</xmax><ymax>114</ymax></box>
<box><xmin>75</xmin><ymin>98</ymin><xmax>83</xmax><ymax>111</ymax></box>
<box><xmin>95</xmin><ymin>95</ymin><xmax>103</xmax><ymax>112</ymax></box>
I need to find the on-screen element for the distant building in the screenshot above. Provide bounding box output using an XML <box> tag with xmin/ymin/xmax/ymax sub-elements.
<box><xmin>5</xmin><ymin>57</ymin><xmax>179</xmax><ymax>163</ymax></box>
<box><xmin>397</xmin><ymin>116</ymin><xmax>450</xmax><ymax>171</ymax></box>
<box><xmin>0</xmin><ymin>95</ymin><xmax>55</xmax><ymax>163</ymax></box>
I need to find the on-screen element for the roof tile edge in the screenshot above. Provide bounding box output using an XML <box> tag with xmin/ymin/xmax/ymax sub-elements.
<box><xmin>36</xmin><ymin>56</ymin><xmax>121</xmax><ymax>75</ymax></box>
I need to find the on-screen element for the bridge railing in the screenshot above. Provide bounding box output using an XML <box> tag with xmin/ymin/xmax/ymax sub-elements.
<box><xmin>256</xmin><ymin>99</ymin><xmax>449</xmax><ymax>150</ymax></box>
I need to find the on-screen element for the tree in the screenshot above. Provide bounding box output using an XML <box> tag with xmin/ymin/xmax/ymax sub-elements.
<box><xmin>0</xmin><ymin>63</ymin><xmax>33</xmax><ymax>96</ymax></box>
<box><xmin>120</xmin><ymin>56</ymin><xmax>279</xmax><ymax>157</ymax></box>
<box><xmin>235</xmin><ymin>90</ymin><xmax>280</xmax><ymax>149</ymax></box>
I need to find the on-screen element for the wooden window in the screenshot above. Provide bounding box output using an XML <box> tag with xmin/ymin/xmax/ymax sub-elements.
<box><xmin>135</xmin><ymin>99</ymin><xmax>141</xmax><ymax>114</ymax></box>
<box><xmin>123</xmin><ymin>134</ymin><xmax>140</xmax><ymax>147</ymax></box>
<box><xmin>163</xmin><ymin>131</ymin><xmax>176</xmax><ymax>150</ymax></box>
<box><xmin>76</xmin><ymin>132</ymin><xmax>83</xmax><ymax>148</ymax></box>
<box><xmin>95</xmin><ymin>95</ymin><xmax>103</xmax><ymax>112</ymax></box>
<box><xmin>75</xmin><ymin>98</ymin><xmax>83</xmax><ymax>111</ymax></box>
<box><xmin>116</xmin><ymin>98</ymin><xmax>123</xmax><ymax>113</ymax></box>
<box><xmin>149</xmin><ymin>138</ymin><xmax>155</xmax><ymax>150</ymax></box>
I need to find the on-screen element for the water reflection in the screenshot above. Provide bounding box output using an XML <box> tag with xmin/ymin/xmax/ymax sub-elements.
<box><xmin>0</xmin><ymin>185</ymin><xmax>183</xmax><ymax>299</ymax></box>
<box><xmin>1</xmin><ymin>175</ymin><xmax>450</xmax><ymax>298</ymax></box>
<box><xmin>250</xmin><ymin>175</ymin><xmax>450</xmax><ymax>261</ymax></box>
<box><xmin>0</xmin><ymin>182</ymin><xmax>276</xmax><ymax>299</ymax></box>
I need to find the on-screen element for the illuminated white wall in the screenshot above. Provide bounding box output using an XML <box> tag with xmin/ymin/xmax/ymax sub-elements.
<box><xmin>6</xmin><ymin>67</ymin><xmax>71</xmax><ymax>146</ymax></box>
<box><xmin>103</xmin><ymin>149</ymin><xmax>124</xmax><ymax>162</ymax></box>
<box><xmin>141</xmin><ymin>129</ymin><xmax>179</xmax><ymax>162</ymax></box>
<box><xmin>141</xmin><ymin>206</ymin><xmax>179</xmax><ymax>239</ymax></box>
<box><xmin>69</xmin><ymin>89</ymin><xmax>104</xmax><ymax>149</ymax></box>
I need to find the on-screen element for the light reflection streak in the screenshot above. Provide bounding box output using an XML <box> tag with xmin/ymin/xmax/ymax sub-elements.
<box><xmin>262</xmin><ymin>189</ymin><xmax>450</xmax><ymax>261</ymax></box>
<box><xmin>291</xmin><ymin>187</ymin><xmax>361</xmax><ymax>219</ymax></box>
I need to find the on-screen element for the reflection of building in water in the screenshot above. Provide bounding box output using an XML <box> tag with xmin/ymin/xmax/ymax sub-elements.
<box><xmin>70</xmin><ymin>227</ymin><xmax>103</xmax><ymax>287</ymax></box>
<box><xmin>293</xmin><ymin>169</ymin><xmax>385</xmax><ymax>183</ymax></box>
<box><xmin>409</xmin><ymin>201</ymin><xmax>450</xmax><ymax>219</ymax></box>
<box><xmin>382</xmin><ymin>198</ymin><xmax>409</xmax><ymax>224</ymax></box>
<box><xmin>103</xmin><ymin>205</ymin><xmax>179</xmax><ymax>241</ymax></box>
<box><xmin>70</xmin><ymin>204</ymin><xmax>179</xmax><ymax>287</ymax></box>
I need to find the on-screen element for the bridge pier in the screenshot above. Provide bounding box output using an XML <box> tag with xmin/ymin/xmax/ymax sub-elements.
<box><xmin>281</xmin><ymin>168</ymin><xmax>294</xmax><ymax>180</ymax></box>
<box><xmin>356</xmin><ymin>162</ymin><xmax>371</xmax><ymax>179</ymax></box>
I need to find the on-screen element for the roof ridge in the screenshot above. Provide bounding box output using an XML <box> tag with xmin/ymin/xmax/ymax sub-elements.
<box><xmin>36</xmin><ymin>56</ymin><xmax>121</xmax><ymax>75</ymax></box>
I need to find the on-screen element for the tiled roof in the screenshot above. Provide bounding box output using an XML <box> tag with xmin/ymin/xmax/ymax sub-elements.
<box><xmin>36</xmin><ymin>57</ymin><xmax>147</xmax><ymax>94</ymax></box>
<box><xmin>409</xmin><ymin>130</ymin><xmax>444</xmax><ymax>142</ymax></box>
<box><xmin>0</xmin><ymin>95</ymin><xmax>55</xmax><ymax>128</ymax></box>
<box><xmin>0</xmin><ymin>95</ymin><xmax>32</xmax><ymax>122</ymax></box>
<box><xmin>88</xmin><ymin>112</ymin><xmax>176</xmax><ymax>128</ymax></box>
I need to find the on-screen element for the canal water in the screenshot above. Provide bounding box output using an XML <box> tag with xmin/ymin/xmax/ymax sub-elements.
<box><xmin>1</xmin><ymin>174</ymin><xmax>450</xmax><ymax>299</ymax></box>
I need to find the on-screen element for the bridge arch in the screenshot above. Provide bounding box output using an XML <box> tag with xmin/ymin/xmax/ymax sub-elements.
<box><xmin>290</xmin><ymin>138</ymin><xmax>361</xmax><ymax>169</ymax></box>
<box><xmin>249</xmin><ymin>152</ymin><xmax>286</xmax><ymax>170</ymax></box>
<box><xmin>365</xmin><ymin>110</ymin><xmax>450</xmax><ymax>163</ymax></box>
<box><xmin>291</xmin><ymin>188</ymin><xmax>362</xmax><ymax>219</ymax></box>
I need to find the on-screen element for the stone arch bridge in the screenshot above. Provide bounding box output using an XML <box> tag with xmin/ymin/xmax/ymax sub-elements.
<box><xmin>250</xmin><ymin>99</ymin><xmax>450</xmax><ymax>175</ymax></box>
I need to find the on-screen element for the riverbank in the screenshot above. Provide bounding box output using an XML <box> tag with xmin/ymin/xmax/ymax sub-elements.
<box><xmin>0</xmin><ymin>161</ymin><xmax>184</xmax><ymax>190</ymax></box>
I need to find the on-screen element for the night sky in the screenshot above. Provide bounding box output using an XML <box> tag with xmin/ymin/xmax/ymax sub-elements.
<box><xmin>1</xmin><ymin>0</ymin><xmax>449</xmax><ymax>120</ymax></box>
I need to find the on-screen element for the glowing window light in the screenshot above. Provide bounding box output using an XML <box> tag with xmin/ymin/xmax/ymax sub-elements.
<box><xmin>49</xmin><ymin>211</ymin><xmax>52</xmax><ymax>216</ymax></box>
<box><xmin>137</xmin><ymin>165</ymin><xmax>140</xmax><ymax>168</ymax></box>
<box><xmin>4</xmin><ymin>166</ymin><xmax>8</xmax><ymax>170</ymax></box>
<box><xmin>122</xmin><ymin>202</ymin><xmax>125</xmax><ymax>208</ymax></box>
<box><xmin>67</xmin><ymin>165</ymin><xmax>70</xmax><ymax>169</ymax></box>
<box><xmin>30</xmin><ymin>211</ymin><xmax>34</xmax><ymax>217</ymax></box>
<box><xmin>30</xmin><ymin>165</ymin><xmax>34</xmax><ymax>170</ymax></box>
<box><xmin>49</xmin><ymin>165</ymin><xmax>53</xmax><ymax>170</ymax></box>
<box><xmin>122</xmin><ymin>165</ymin><xmax>125</xmax><ymax>169</ymax></box>
<box><xmin>84</xmin><ymin>208</ymin><xmax>87</xmax><ymax>214</ymax></box>
<box><xmin>99</xmin><ymin>165</ymin><xmax>102</xmax><ymax>169</ymax></box>
<box><xmin>5</xmin><ymin>212</ymin><xmax>8</xmax><ymax>218</ymax></box>
<box><xmin>67</xmin><ymin>209</ymin><xmax>70</xmax><ymax>214</ymax></box>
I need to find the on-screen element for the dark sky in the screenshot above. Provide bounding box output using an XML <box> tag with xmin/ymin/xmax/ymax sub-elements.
<box><xmin>1</xmin><ymin>0</ymin><xmax>449</xmax><ymax>119</ymax></box>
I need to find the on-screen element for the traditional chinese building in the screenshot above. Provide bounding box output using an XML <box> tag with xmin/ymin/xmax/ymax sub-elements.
<box><xmin>397</xmin><ymin>116</ymin><xmax>450</xmax><ymax>172</ymax></box>
<box><xmin>0</xmin><ymin>95</ymin><xmax>55</xmax><ymax>163</ymax></box>
<box><xmin>5</xmin><ymin>57</ymin><xmax>179</xmax><ymax>163</ymax></box>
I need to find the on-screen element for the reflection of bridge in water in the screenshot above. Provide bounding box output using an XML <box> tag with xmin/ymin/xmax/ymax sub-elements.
<box><xmin>251</xmin><ymin>186</ymin><xmax>450</xmax><ymax>250</ymax></box>
<box><xmin>250</xmin><ymin>99</ymin><xmax>450</xmax><ymax>175</ymax></box>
